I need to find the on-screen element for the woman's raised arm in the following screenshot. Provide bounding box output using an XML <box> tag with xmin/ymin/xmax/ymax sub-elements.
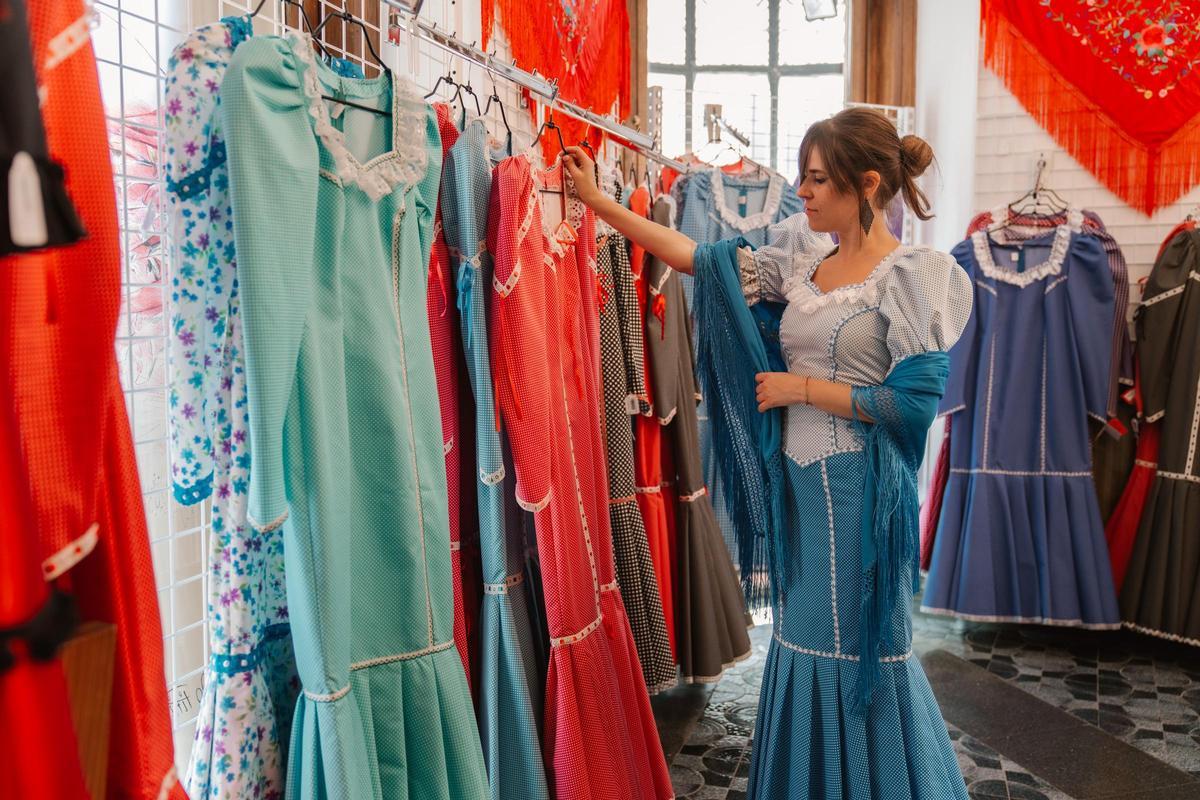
<box><xmin>563</xmin><ymin>146</ymin><xmax>697</xmax><ymax>275</ymax></box>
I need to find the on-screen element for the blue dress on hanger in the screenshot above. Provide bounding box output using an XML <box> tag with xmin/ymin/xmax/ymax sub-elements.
<box><xmin>441</xmin><ymin>116</ymin><xmax>551</xmax><ymax>800</ymax></box>
<box><xmin>923</xmin><ymin>210</ymin><xmax>1121</xmax><ymax>628</ymax></box>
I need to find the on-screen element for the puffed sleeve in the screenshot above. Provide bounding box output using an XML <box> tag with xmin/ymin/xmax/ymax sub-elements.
<box><xmin>222</xmin><ymin>36</ymin><xmax>319</xmax><ymax>533</ymax></box>
<box><xmin>939</xmin><ymin>240</ymin><xmax>980</xmax><ymax>415</ymax></box>
<box><xmin>878</xmin><ymin>247</ymin><xmax>973</xmax><ymax>370</ymax></box>
<box><xmin>735</xmin><ymin>212</ymin><xmax>833</xmax><ymax>306</ymax></box>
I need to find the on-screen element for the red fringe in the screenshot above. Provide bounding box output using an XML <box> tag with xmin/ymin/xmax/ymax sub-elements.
<box><xmin>982</xmin><ymin>3</ymin><xmax>1200</xmax><ymax>216</ymax></box>
<box><xmin>481</xmin><ymin>1</ymin><xmax>631</xmax><ymax>162</ymax></box>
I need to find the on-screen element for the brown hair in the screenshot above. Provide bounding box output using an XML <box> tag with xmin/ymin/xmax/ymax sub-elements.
<box><xmin>798</xmin><ymin>107</ymin><xmax>935</xmax><ymax>221</ymax></box>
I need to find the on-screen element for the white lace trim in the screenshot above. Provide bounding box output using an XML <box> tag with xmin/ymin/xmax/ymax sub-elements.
<box><xmin>784</xmin><ymin>245</ymin><xmax>903</xmax><ymax>314</ymax></box>
<box><xmin>708</xmin><ymin>166</ymin><xmax>785</xmax><ymax>233</ymax></box>
<box><xmin>971</xmin><ymin>208</ymin><xmax>1082</xmax><ymax>288</ymax></box>
<box><xmin>289</xmin><ymin>33</ymin><xmax>427</xmax><ymax>202</ymax></box>
<box><xmin>41</xmin><ymin>523</ymin><xmax>99</xmax><ymax>580</ymax></box>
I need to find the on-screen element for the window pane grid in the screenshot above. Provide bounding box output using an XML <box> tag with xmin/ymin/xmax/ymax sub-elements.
<box><xmin>649</xmin><ymin>0</ymin><xmax>845</xmax><ymax>178</ymax></box>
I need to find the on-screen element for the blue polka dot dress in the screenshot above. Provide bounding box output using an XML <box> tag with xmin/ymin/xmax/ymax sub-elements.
<box><xmin>735</xmin><ymin>214</ymin><xmax>973</xmax><ymax>799</ymax></box>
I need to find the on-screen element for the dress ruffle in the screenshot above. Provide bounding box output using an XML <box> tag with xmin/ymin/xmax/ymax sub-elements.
<box><xmin>186</xmin><ymin>633</ymin><xmax>300</xmax><ymax>798</ymax></box>
<box><xmin>288</xmin><ymin>645</ymin><xmax>487</xmax><ymax>800</ymax></box>
<box><xmin>1119</xmin><ymin>475</ymin><xmax>1200</xmax><ymax>646</ymax></box>
<box><xmin>542</xmin><ymin>589</ymin><xmax>673</xmax><ymax>800</ymax></box>
<box><xmin>748</xmin><ymin>643</ymin><xmax>968</xmax><ymax>800</ymax></box>
<box><xmin>923</xmin><ymin>472</ymin><xmax>1120</xmax><ymax>627</ymax></box>
<box><xmin>675</xmin><ymin>496</ymin><xmax>753</xmax><ymax>684</ymax></box>
<box><xmin>477</xmin><ymin>586</ymin><xmax>549</xmax><ymax>799</ymax></box>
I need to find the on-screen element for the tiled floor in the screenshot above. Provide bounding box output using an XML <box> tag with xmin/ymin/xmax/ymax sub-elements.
<box><xmin>662</xmin><ymin>600</ymin><xmax>1200</xmax><ymax>799</ymax></box>
<box><xmin>911</xmin><ymin>605</ymin><xmax>1200</xmax><ymax>781</ymax></box>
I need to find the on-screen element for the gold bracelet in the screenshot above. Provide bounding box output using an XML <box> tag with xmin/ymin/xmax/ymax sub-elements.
<box><xmin>803</xmin><ymin>375</ymin><xmax>811</xmax><ymax>405</ymax></box>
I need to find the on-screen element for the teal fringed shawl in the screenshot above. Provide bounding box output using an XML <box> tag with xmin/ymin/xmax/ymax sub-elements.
<box><xmin>693</xmin><ymin>238</ymin><xmax>949</xmax><ymax>711</ymax></box>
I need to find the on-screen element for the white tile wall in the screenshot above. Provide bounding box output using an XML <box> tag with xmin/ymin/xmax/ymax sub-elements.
<box><xmin>974</xmin><ymin>66</ymin><xmax>1200</xmax><ymax>299</ymax></box>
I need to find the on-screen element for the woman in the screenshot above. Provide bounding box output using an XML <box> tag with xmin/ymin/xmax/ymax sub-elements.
<box><xmin>564</xmin><ymin>107</ymin><xmax>972</xmax><ymax>799</ymax></box>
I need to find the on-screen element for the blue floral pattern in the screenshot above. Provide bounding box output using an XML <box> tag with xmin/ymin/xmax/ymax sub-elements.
<box><xmin>164</xmin><ymin>18</ymin><xmax>306</xmax><ymax>799</ymax></box>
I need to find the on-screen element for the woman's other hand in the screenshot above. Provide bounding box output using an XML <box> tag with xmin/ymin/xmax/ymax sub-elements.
<box><xmin>755</xmin><ymin>372</ymin><xmax>807</xmax><ymax>412</ymax></box>
<box><xmin>563</xmin><ymin>146</ymin><xmax>601</xmax><ymax>206</ymax></box>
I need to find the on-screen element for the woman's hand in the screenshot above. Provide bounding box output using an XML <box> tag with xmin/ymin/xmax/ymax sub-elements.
<box><xmin>563</xmin><ymin>146</ymin><xmax>601</xmax><ymax>207</ymax></box>
<box><xmin>755</xmin><ymin>372</ymin><xmax>807</xmax><ymax>412</ymax></box>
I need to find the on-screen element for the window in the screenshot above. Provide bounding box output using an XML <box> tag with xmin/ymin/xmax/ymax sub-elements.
<box><xmin>648</xmin><ymin>0</ymin><xmax>846</xmax><ymax>181</ymax></box>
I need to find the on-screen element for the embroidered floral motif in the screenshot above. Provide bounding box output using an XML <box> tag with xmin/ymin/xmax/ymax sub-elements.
<box><xmin>1039</xmin><ymin>1</ymin><xmax>1200</xmax><ymax>98</ymax></box>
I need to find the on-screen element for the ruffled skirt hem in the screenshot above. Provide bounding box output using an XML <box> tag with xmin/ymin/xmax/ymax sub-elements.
<box><xmin>748</xmin><ymin>641</ymin><xmax>968</xmax><ymax>800</ymax></box>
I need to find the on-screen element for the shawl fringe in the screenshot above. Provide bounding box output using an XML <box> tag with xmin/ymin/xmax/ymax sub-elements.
<box><xmin>982</xmin><ymin>3</ymin><xmax>1200</xmax><ymax>216</ymax></box>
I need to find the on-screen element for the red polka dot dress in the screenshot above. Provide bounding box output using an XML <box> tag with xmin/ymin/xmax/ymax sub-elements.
<box><xmin>487</xmin><ymin>154</ymin><xmax>672</xmax><ymax>799</ymax></box>
<box><xmin>2</xmin><ymin>1</ymin><xmax>181</xmax><ymax>795</ymax></box>
<box><xmin>428</xmin><ymin>102</ymin><xmax>480</xmax><ymax>692</ymax></box>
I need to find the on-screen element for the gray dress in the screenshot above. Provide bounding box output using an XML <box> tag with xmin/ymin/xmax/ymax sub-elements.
<box><xmin>644</xmin><ymin>197</ymin><xmax>752</xmax><ymax>683</ymax></box>
<box><xmin>1120</xmin><ymin>228</ymin><xmax>1200</xmax><ymax>646</ymax></box>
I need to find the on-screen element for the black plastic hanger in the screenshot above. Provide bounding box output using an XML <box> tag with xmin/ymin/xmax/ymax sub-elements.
<box><xmin>311</xmin><ymin>6</ymin><xmax>391</xmax><ymax>75</ymax></box>
<box><xmin>483</xmin><ymin>86</ymin><xmax>513</xmax><ymax>155</ymax></box>
<box><xmin>308</xmin><ymin>6</ymin><xmax>392</xmax><ymax>117</ymax></box>
<box><xmin>1005</xmin><ymin>156</ymin><xmax>1068</xmax><ymax>220</ymax></box>
<box><xmin>424</xmin><ymin>72</ymin><xmax>459</xmax><ymax>101</ymax></box>
<box><xmin>535</xmin><ymin>112</ymin><xmax>567</xmax><ymax>156</ymax></box>
<box><xmin>253</xmin><ymin>0</ymin><xmax>332</xmax><ymax>61</ymax></box>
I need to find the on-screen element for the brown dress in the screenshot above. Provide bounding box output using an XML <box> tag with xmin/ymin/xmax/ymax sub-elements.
<box><xmin>643</xmin><ymin>197</ymin><xmax>752</xmax><ymax>683</ymax></box>
<box><xmin>1119</xmin><ymin>228</ymin><xmax>1200</xmax><ymax>647</ymax></box>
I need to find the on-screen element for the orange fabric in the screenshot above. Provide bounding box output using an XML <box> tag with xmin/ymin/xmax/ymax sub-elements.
<box><xmin>2</xmin><ymin>1</ymin><xmax>181</xmax><ymax>796</ymax></box>
<box><xmin>0</xmin><ymin>372</ymin><xmax>88</xmax><ymax>800</ymax></box>
<box><xmin>634</xmin><ymin>415</ymin><xmax>677</xmax><ymax>659</ymax></box>
<box><xmin>482</xmin><ymin>0</ymin><xmax>630</xmax><ymax>161</ymax></box>
<box><xmin>982</xmin><ymin>1</ymin><xmax>1200</xmax><ymax>214</ymax></box>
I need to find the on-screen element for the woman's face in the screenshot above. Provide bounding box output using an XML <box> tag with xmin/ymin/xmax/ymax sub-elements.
<box><xmin>795</xmin><ymin>146</ymin><xmax>859</xmax><ymax>235</ymax></box>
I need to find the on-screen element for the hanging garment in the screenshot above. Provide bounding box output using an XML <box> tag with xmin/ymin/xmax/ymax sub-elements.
<box><xmin>0</xmin><ymin>0</ymin><xmax>84</xmax><ymax>255</ymax></box>
<box><xmin>919</xmin><ymin>416</ymin><xmax>951</xmax><ymax>572</ymax></box>
<box><xmin>3</xmin><ymin>0</ymin><xmax>181</xmax><ymax>795</ymax></box>
<box><xmin>427</xmin><ymin>102</ymin><xmax>481</xmax><ymax>692</ymax></box>
<box><xmin>966</xmin><ymin>207</ymin><xmax>1133</xmax><ymax>419</ymax></box>
<box><xmin>595</xmin><ymin>193</ymin><xmax>677</xmax><ymax>694</ymax></box>
<box><xmin>0</xmin><ymin>3</ymin><xmax>88</xmax><ymax>796</ymax></box>
<box><xmin>922</xmin><ymin>206</ymin><xmax>1133</xmax><ymax>571</ymax></box>
<box><xmin>1120</xmin><ymin>227</ymin><xmax>1200</xmax><ymax>647</ymax></box>
<box><xmin>442</xmin><ymin>116</ymin><xmax>550</xmax><ymax>800</ymax></box>
<box><xmin>1091</xmin><ymin>396</ymin><xmax>1137</xmax><ymax>522</ymax></box>
<box><xmin>480</xmin><ymin>0</ymin><xmax>630</xmax><ymax>159</ymax></box>
<box><xmin>488</xmin><ymin>153</ymin><xmax>672</xmax><ymax>799</ymax></box>
<box><xmin>1107</xmin><ymin>421</ymin><xmax>1160</xmax><ymax>593</ymax></box>
<box><xmin>1104</xmin><ymin>221</ymin><xmax>1193</xmax><ymax>593</ymax></box>
<box><xmin>695</xmin><ymin>218</ymin><xmax>971</xmax><ymax>799</ymax></box>
<box><xmin>163</xmin><ymin>18</ymin><xmax>304</xmax><ymax>797</ymax></box>
<box><xmin>223</xmin><ymin>33</ymin><xmax>488</xmax><ymax>798</ymax></box>
<box><xmin>677</xmin><ymin>166</ymin><xmax>804</xmax><ymax>564</ymax></box>
<box><xmin>0</xmin><ymin>354</ymin><xmax>88</xmax><ymax>800</ymax></box>
<box><xmin>642</xmin><ymin>198</ymin><xmax>753</xmax><ymax>684</ymax></box>
<box><xmin>924</xmin><ymin>209</ymin><xmax>1121</xmax><ymax>628</ymax></box>
<box><xmin>633</xmin><ymin>194</ymin><xmax>678</xmax><ymax>661</ymax></box>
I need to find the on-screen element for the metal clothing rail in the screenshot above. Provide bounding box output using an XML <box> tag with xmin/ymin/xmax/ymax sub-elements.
<box><xmin>381</xmin><ymin>0</ymin><xmax>690</xmax><ymax>174</ymax></box>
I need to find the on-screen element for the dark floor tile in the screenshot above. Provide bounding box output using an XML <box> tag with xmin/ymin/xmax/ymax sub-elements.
<box><xmin>925</xmin><ymin>649</ymin><xmax>1200</xmax><ymax>799</ymax></box>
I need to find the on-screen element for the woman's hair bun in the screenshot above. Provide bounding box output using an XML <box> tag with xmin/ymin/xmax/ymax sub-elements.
<box><xmin>899</xmin><ymin>135</ymin><xmax>934</xmax><ymax>178</ymax></box>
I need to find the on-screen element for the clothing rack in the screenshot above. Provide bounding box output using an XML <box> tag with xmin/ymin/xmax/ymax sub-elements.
<box><xmin>381</xmin><ymin>1</ymin><xmax>690</xmax><ymax>174</ymax></box>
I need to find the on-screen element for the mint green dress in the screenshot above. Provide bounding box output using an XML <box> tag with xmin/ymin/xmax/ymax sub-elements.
<box><xmin>221</xmin><ymin>33</ymin><xmax>489</xmax><ymax>800</ymax></box>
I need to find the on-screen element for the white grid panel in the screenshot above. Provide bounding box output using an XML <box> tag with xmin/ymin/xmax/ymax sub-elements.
<box><xmin>97</xmin><ymin>0</ymin><xmax>539</xmax><ymax>775</ymax></box>
<box><xmin>974</xmin><ymin>66</ymin><xmax>1200</xmax><ymax>302</ymax></box>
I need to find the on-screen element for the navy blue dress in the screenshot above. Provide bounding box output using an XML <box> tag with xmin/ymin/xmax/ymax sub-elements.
<box><xmin>923</xmin><ymin>209</ymin><xmax>1121</xmax><ymax>628</ymax></box>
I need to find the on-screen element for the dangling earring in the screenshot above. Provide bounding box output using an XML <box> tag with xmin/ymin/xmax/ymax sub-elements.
<box><xmin>859</xmin><ymin>196</ymin><xmax>875</xmax><ymax>236</ymax></box>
